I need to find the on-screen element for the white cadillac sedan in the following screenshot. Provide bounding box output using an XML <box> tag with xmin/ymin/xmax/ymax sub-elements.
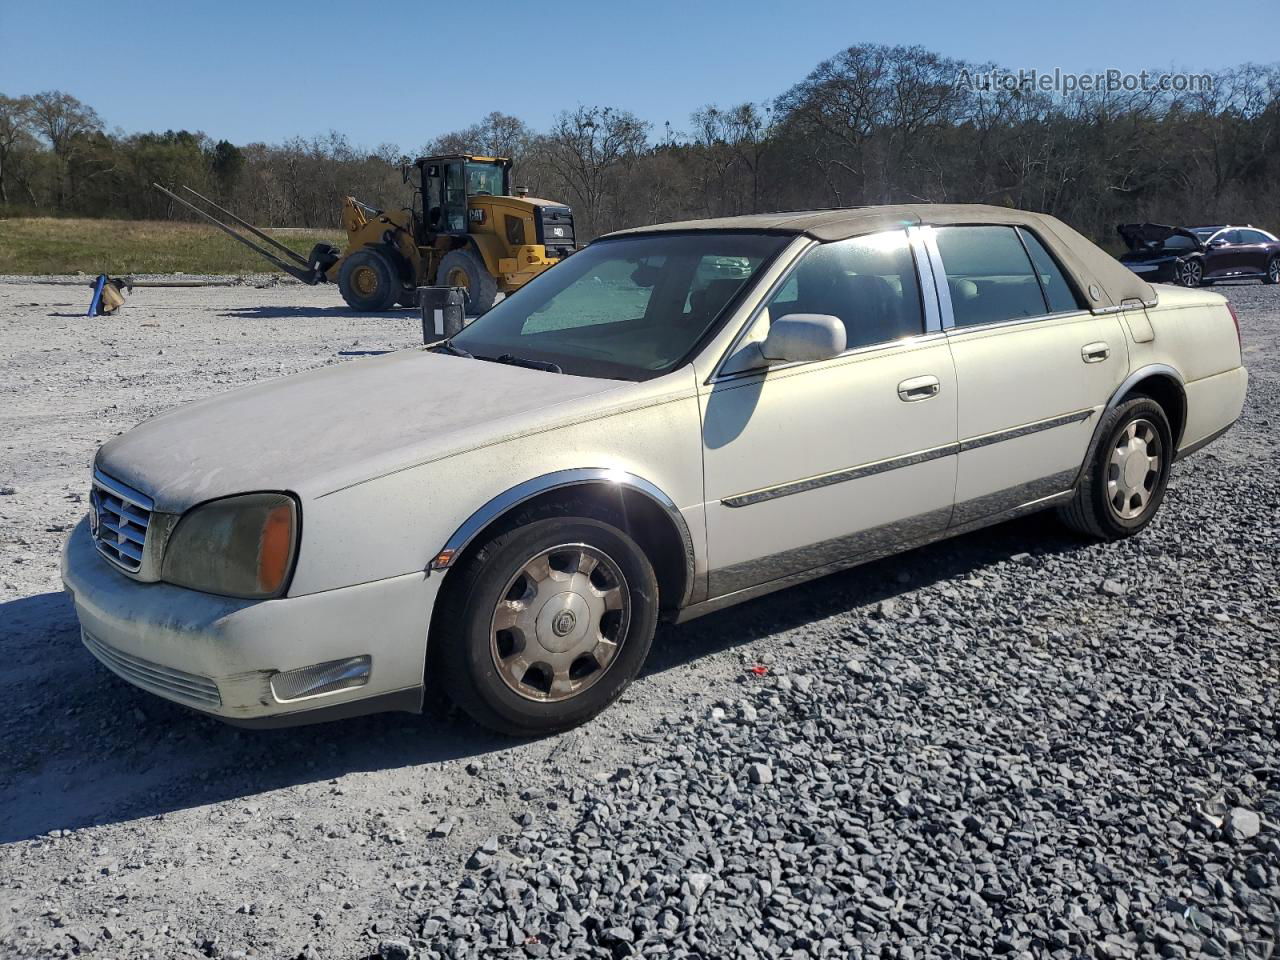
<box><xmin>62</xmin><ymin>205</ymin><xmax>1248</xmax><ymax>735</ymax></box>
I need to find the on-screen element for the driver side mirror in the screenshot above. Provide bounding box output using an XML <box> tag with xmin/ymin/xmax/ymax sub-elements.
<box><xmin>761</xmin><ymin>314</ymin><xmax>847</xmax><ymax>363</ymax></box>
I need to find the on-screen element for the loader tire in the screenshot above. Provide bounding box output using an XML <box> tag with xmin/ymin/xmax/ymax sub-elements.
<box><xmin>338</xmin><ymin>249</ymin><xmax>399</xmax><ymax>311</ymax></box>
<box><xmin>438</xmin><ymin>248</ymin><xmax>498</xmax><ymax>314</ymax></box>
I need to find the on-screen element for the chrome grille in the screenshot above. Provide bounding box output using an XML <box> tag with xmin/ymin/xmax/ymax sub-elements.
<box><xmin>82</xmin><ymin>630</ymin><xmax>222</xmax><ymax>707</ymax></box>
<box><xmin>90</xmin><ymin>469</ymin><xmax>153</xmax><ymax>573</ymax></box>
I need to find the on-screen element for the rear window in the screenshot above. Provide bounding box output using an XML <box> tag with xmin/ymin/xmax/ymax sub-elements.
<box><xmin>934</xmin><ymin>226</ymin><xmax>1048</xmax><ymax>327</ymax></box>
<box><xmin>1017</xmin><ymin>228</ymin><xmax>1085</xmax><ymax>313</ymax></box>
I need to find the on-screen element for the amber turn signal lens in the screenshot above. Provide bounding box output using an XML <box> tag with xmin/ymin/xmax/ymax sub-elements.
<box><xmin>257</xmin><ymin>503</ymin><xmax>295</xmax><ymax>594</ymax></box>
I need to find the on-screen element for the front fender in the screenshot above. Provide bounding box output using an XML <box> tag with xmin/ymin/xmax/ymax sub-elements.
<box><xmin>430</xmin><ymin>468</ymin><xmax>697</xmax><ymax>607</ymax></box>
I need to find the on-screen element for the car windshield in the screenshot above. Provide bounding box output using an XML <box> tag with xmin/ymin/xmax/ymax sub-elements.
<box><xmin>1163</xmin><ymin>234</ymin><xmax>1197</xmax><ymax>250</ymax></box>
<box><xmin>465</xmin><ymin>162</ymin><xmax>505</xmax><ymax>196</ymax></box>
<box><xmin>448</xmin><ymin>232</ymin><xmax>790</xmax><ymax>380</ymax></box>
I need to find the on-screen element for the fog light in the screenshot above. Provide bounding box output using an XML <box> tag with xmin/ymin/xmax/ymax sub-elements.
<box><xmin>270</xmin><ymin>656</ymin><xmax>371</xmax><ymax>702</ymax></box>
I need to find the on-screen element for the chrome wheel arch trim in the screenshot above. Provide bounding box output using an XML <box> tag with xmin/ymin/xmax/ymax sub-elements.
<box><xmin>1071</xmin><ymin>362</ymin><xmax>1186</xmax><ymax>489</ymax></box>
<box><xmin>430</xmin><ymin>468</ymin><xmax>699</xmax><ymax>608</ymax></box>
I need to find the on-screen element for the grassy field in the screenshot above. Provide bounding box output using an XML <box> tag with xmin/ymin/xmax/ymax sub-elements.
<box><xmin>0</xmin><ymin>217</ymin><xmax>345</xmax><ymax>275</ymax></box>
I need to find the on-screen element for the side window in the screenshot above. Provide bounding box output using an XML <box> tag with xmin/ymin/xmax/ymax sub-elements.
<box><xmin>1218</xmin><ymin>229</ymin><xmax>1243</xmax><ymax>245</ymax></box>
<box><xmin>934</xmin><ymin>225</ymin><xmax>1048</xmax><ymax>327</ymax></box>
<box><xmin>1017</xmin><ymin>228</ymin><xmax>1085</xmax><ymax>313</ymax></box>
<box><xmin>505</xmin><ymin>215</ymin><xmax>526</xmax><ymax>246</ymax></box>
<box><xmin>762</xmin><ymin>230</ymin><xmax>924</xmax><ymax>351</ymax></box>
<box><xmin>1239</xmin><ymin>229</ymin><xmax>1270</xmax><ymax>244</ymax></box>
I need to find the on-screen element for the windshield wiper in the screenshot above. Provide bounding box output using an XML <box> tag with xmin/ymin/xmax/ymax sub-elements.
<box><xmin>491</xmin><ymin>353</ymin><xmax>563</xmax><ymax>374</ymax></box>
<box><xmin>430</xmin><ymin>339</ymin><xmax>473</xmax><ymax>358</ymax></box>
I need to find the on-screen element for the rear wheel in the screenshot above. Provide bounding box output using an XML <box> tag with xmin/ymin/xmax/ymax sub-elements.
<box><xmin>1265</xmin><ymin>256</ymin><xmax>1280</xmax><ymax>285</ymax></box>
<box><xmin>1058</xmin><ymin>397</ymin><xmax>1173</xmax><ymax>540</ymax></box>
<box><xmin>337</xmin><ymin>249</ymin><xmax>399</xmax><ymax>311</ymax></box>
<box><xmin>1176</xmin><ymin>258</ymin><xmax>1202</xmax><ymax>288</ymax></box>
<box><xmin>431</xmin><ymin>504</ymin><xmax>658</xmax><ymax>736</ymax></box>
<box><xmin>437</xmin><ymin>248</ymin><xmax>499</xmax><ymax>314</ymax></box>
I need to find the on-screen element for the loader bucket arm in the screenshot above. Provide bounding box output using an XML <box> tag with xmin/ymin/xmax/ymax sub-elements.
<box><xmin>151</xmin><ymin>183</ymin><xmax>322</xmax><ymax>284</ymax></box>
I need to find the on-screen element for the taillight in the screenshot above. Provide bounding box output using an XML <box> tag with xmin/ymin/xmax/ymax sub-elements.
<box><xmin>1226</xmin><ymin>302</ymin><xmax>1243</xmax><ymax>353</ymax></box>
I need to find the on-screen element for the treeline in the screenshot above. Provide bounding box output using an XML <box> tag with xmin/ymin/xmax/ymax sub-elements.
<box><xmin>3</xmin><ymin>44</ymin><xmax>1279</xmax><ymax>247</ymax></box>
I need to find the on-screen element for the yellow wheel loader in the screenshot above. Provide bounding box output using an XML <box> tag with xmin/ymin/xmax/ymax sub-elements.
<box><xmin>154</xmin><ymin>155</ymin><xmax>575</xmax><ymax>313</ymax></box>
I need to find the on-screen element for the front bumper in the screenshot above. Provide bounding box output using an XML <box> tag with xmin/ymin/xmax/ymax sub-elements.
<box><xmin>496</xmin><ymin>244</ymin><xmax>568</xmax><ymax>290</ymax></box>
<box><xmin>60</xmin><ymin>518</ymin><xmax>438</xmax><ymax>725</ymax></box>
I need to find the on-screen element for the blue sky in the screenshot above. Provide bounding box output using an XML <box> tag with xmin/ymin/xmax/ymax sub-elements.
<box><xmin>0</xmin><ymin>0</ymin><xmax>1269</xmax><ymax>151</ymax></box>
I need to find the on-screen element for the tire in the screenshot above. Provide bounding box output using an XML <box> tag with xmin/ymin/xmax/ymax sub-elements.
<box><xmin>397</xmin><ymin>287</ymin><xmax>420</xmax><ymax>308</ymax></box>
<box><xmin>1176</xmin><ymin>258</ymin><xmax>1202</xmax><ymax>288</ymax></box>
<box><xmin>1265</xmin><ymin>256</ymin><xmax>1280</xmax><ymax>285</ymax></box>
<box><xmin>431</xmin><ymin>502</ymin><xmax>659</xmax><ymax>736</ymax></box>
<box><xmin>437</xmin><ymin>248</ymin><xmax>499</xmax><ymax>314</ymax></box>
<box><xmin>1058</xmin><ymin>396</ymin><xmax>1173</xmax><ymax>540</ymax></box>
<box><xmin>337</xmin><ymin>248</ymin><xmax>399</xmax><ymax>311</ymax></box>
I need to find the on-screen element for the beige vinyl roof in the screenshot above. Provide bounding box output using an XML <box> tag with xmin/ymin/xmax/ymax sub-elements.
<box><xmin>605</xmin><ymin>203</ymin><xmax>1155</xmax><ymax>310</ymax></box>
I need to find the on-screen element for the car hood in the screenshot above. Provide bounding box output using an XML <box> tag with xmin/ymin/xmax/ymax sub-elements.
<box><xmin>96</xmin><ymin>349</ymin><xmax>626</xmax><ymax>513</ymax></box>
<box><xmin>1117</xmin><ymin>222</ymin><xmax>1202</xmax><ymax>251</ymax></box>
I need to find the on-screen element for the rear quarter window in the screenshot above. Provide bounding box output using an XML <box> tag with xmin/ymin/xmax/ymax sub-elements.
<box><xmin>1017</xmin><ymin>228</ymin><xmax>1085</xmax><ymax>313</ymax></box>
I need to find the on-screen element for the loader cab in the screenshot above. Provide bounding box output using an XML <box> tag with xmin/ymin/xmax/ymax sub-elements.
<box><xmin>415</xmin><ymin>155</ymin><xmax>512</xmax><ymax>238</ymax></box>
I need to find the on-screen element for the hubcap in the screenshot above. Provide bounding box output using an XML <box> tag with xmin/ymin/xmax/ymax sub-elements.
<box><xmin>353</xmin><ymin>266</ymin><xmax>379</xmax><ymax>296</ymax></box>
<box><xmin>1180</xmin><ymin>261</ymin><xmax>1200</xmax><ymax>286</ymax></box>
<box><xmin>1270</xmin><ymin>260</ymin><xmax>1279</xmax><ymax>283</ymax></box>
<box><xmin>446</xmin><ymin>267</ymin><xmax>470</xmax><ymax>291</ymax></box>
<box><xmin>490</xmin><ymin>544</ymin><xmax>629</xmax><ymax>702</ymax></box>
<box><xmin>1107</xmin><ymin>418</ymin><xmax>1162</xmax><ymax>520</ymax></box>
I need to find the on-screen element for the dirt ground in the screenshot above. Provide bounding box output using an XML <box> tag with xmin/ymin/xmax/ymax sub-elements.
<box><xmin>0</xmin><ymin>276</ymin><xmax>1276</xmax><ymax>960</ymax></box>
<box><xmin>0</xmin><ymin>278</ymin><xmax>772</xmax><ymax>958</ymax></box>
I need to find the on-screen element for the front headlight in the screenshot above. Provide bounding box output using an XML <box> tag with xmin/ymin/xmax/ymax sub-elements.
<box><xmin>162</xmin><ymin>493</ymin><xmax>299</xmax><ymax>599</ymax></box>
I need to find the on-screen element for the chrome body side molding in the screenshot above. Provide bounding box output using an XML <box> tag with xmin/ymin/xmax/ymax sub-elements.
<box><xmin>956</xmin><ymin>409</ymin><xmax>1094</xmax><ymax>453</ymax></box>
<box><xmin>432</xmin><ymin>468</ymin><xmax>698</xmax><ymax>607</ymax></box>
<box><xmin>721</xmin><ymin>410</ymin><xmax>1094</xmax><ymax>508</ymax></box>
<box><xmin>722</xmin><ymin>443</ymin><xmax>957</xmax><ymax>508</ymax></box>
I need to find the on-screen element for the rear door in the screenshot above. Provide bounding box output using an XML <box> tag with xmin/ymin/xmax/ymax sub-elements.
<box><xmin>928</xmin><ymin>224</ymin><xmax>1128</xmax><ymax>526</ymax></box>
<box><xmin>1236</xmin><ymin>229</ymin><xmax>1274</xmax><ymax>276</ymax></box>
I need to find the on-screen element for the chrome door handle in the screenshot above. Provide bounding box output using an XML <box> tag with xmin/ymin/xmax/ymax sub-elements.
<box><xmin>898</xmin><ymin>375</ymin><xmax>940</xmax><ymax>402</ymax></box>
<box><xmin>1082</xmin><ymin>342</ymin><xmax>1110</xmax><ymax>363</ymax></box>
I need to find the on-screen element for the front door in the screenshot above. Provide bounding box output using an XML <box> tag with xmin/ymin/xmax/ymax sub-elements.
<box><xmin>699</xmin><ymin>229</ymin><xmax>959</xmax><ymax>599</ymax></box>
<box><xmin>929</xmin><ymin>224</ymin><xmax>1129</xmax><ymax>525</ymax></box>
<box><xmin>1204</xmin><ymin>229</ymin><xmax>1247</xmax><ymax>279</ymax></box>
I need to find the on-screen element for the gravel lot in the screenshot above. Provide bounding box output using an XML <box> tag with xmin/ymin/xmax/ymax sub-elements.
<box><xmin>1</xmin><ymin>276</ymin><xmax>1276</xmax><ymax>960</ymax></box>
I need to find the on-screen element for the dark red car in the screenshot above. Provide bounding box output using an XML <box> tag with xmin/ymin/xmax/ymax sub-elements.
<box><xmin>1118</xmin><ymin>222</ymin><xmax>1280</xmax><ymax>287</ymax></box>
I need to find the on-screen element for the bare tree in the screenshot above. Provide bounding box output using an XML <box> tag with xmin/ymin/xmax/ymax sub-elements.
<box><xmin>541</xmin><ymin>106</ymin><xmax>649</xmax><ymax>236</ymax></box>
<box><xmin>27</xmin><ymin>91</ymin><xmax>103</xmax><ymax>208</ymax></box>
<box><xmin>0</xmin><ymin>94</ymin><xmax>35</xmax><ymax>206</ymax></box>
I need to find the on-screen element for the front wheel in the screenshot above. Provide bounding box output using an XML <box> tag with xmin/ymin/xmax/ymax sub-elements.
<box><xmin>1058</xmin><ymin>397</ymin><xmax>1173</xmax><ymax>540</ymax></box>
<box><xmin>432</xmin><ymin>506</ymin><xmax>659</xmax><ymax>736</ymax></box>
<box><xmin>1176</xmin><ymin>258</ymin><xmax>1203</xmax><ymax>288</ymax></box>
<box><xmin>337</xmin><ymin>249</ymin><xmax>399</xmax><ymax>311</ymax></box>
<box><xmin>1265</xmin><ymin>256</ymin><xmax>1280</xmax><ymax>285</ymax></box>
